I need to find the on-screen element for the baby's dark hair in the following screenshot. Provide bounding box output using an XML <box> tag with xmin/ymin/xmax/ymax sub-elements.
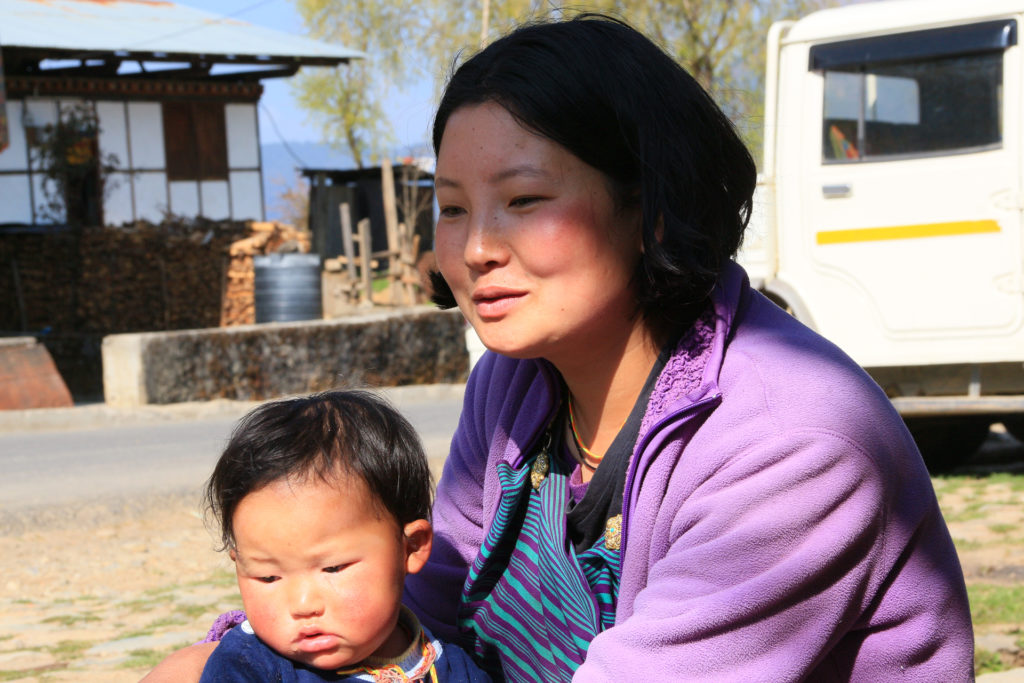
<box><xmin>204</xmin><ymin>390</ymin><xmax>433</xmax><ymax>550</ymax></box>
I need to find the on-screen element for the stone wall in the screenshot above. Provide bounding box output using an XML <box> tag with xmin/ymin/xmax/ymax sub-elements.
<box><xmin>102</xmin><ymin>307</ymin><xmax>468</xmax><ymax>406</ymax></box>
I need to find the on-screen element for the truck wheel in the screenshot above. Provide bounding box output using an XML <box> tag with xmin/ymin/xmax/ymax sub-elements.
<box><xmin>1003</xmin><ymin>416</ymin><xmax>1024</xmax><ymax>443</ymax></box>
<box><xmin>904</xmin><ymin>417</ymin><xmax>991</xmax><ymax>473</ymax></box>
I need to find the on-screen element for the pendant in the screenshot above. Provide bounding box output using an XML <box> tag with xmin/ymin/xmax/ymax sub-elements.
<box><xmin>530</xmin><ymin>430</ymin><xmax>553</xmax><ymax>490</ymax></box>
<box><xmin>530</xmin><ymin>451</ymin><xmax>549</xmax><ymax>490</ymax></box>
<box><xmin>604</xmin><ymin>514</ymin><xmax>623</xmax><ymax>551</ymax></box>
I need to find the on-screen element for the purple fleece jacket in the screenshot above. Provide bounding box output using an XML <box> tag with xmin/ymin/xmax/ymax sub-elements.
<box><xmin>404</xmin><ymin>262</ymin><xmax>973</xmax><ymax>682</ymax></box>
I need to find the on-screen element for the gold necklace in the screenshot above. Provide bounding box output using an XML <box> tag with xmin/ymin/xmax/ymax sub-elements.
<box><xmin>568</xmin><ymin>396</ymin><xmax>603</xmax><ymax>465</ymax></box>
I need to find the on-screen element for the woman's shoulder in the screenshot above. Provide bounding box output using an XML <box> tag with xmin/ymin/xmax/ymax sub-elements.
<box><xmin>451</xmin><ymin>352</ymin><xmax>561</xmax><ymax>469</ymax></box>
<box><xmin>738</xmin><ymin>306</ymin><xmax>895</xmax><ymax>412</ymax></box>
<box><xmin>464</xmin><ymin>352</ymin><xmax>559</xmax><ymax>425</ymax></box>
<box><xmin>704</xmin><ymin>293</ymin><xmax>925</xmax><ymax>491</ymax></box>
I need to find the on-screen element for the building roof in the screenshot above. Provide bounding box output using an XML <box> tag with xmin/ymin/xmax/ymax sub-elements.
<box><xmin>0</xmin><ymin>0</ymin><xmax>362</xmax><ymax>69</ymax></box>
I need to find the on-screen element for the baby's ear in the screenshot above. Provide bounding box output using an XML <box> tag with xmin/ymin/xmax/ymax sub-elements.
<box><xmin>402</xmin><ymin>519</ymin><xmax>433</xmax><ymax>574</ymax></box>
<box><xmin>228</xmin><ymin>548</ymin><xmax>237</xmax><ymax>562</ymax></box>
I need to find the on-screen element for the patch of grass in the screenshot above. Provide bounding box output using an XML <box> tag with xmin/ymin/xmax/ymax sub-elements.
<box><xmin>40</xmin><ymin>613</ymin><xmax>100</xmax><ymax>628</ymax></box>
<box><xmin>119</xmin><ymin>628</ymin><xmax>155</xmax><ymax>639</ymax></box>
<box><xmin>935</xmin><ymin>472</ymin><xmax>1024</xmax><ymax>490</ymax></box>
<box><xmin>988</xmin><ymin>523</ymin><xmax>1016</xmax><ymax>535</ymax></box>
<box><xmin>119</xmin><ymin>643</ymin><xmax>191</xmax><ymax>670</ymax></box>
<box><xmin>46</xmin><ymin>639</ymin><xmax>93</xmax><ymax>660</ymax></box>
<box><xmin>121</xmin><ymin>597</ymin><xmax>161</xmax><ymax>613</ymax></box>
<box><xmin>122</xmin><ymin>613</ymin><xmax>200</xmax><ymax>638</ymax></box>
<box><xmin>148</xmin><ymin>614</ymin><xmax>189</xmax><ymax>630</ymax></box>
<box><xmin>210</xmin><ymin>569</ymin><xmax>237</xmax><ymax>588</ymax></box>
<box><xmin>975</xmin><ymin>647</ymin><xmax>1005</xmax><ymax>676</ymax></box>
<box><xmin>175</xmin><ymin>603</ymin><xmax>216</xmax><ymax>620</ymax></box>
<box><xmin>944</xmin><ymin>500</ymin><xmax>989</xmax><ymax>523</ymax></box>
<box><xmin>982</xmin><ymin>473</ymin><xmax>1024</xmax><ymax>492</ymax></box>
<box><xmin>951</xmin><ymin>538</ymin><xmax>984</xmax><ymax>552</ymax></box>
<box><xmin>181</xmin><ymin>569</ymin><xmax>236</xmax><ymax>590</ymax></box>
<box><xmin>968</xmin><ymin>584</ymin><xmax>1024</xmax><ymax>625</ymax></box>
<box><xmin>154</xmin><ymin>613</ymin><xmax>190</xmax><ymax>627</ymax></box>
<box><xmin>0</xmin><ymin>673</ymin><xmax>23</xmax><ymax>682</ymax></box>
<box><xmin>118</xmin><ymin>648</ymin><xmax>165</xmax><ymax>670</ymax></box>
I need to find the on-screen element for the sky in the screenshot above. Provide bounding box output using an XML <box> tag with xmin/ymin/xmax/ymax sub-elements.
<box><xmin>173</xmin><ymin>0</ymin><xmax>435</xmax><ymax>151</ymax></box>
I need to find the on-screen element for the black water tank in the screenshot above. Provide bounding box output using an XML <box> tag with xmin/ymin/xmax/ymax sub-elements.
<box><xmin>253</xmin><ymin>253</ymin><xmax>323</xmax><ymax>323</ymax></box>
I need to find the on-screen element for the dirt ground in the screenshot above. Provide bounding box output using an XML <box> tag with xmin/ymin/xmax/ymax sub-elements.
<box><xmin>0</xmin><ymin>489</ymin><xmax>238</xmax><ymax>681</ymax></box>
<box><xmin>0</xmin><ymin>434</ymin><xmax>1022</xmax><ymax>682</ymax></box>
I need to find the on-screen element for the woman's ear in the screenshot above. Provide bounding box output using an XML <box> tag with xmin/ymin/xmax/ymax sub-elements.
<box><xmin>402</xmin><ymin>519</ymin><xmax>433</xmax><ymax>574</ymax></box>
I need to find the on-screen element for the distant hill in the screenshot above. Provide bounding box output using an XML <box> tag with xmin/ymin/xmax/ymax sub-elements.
<box><xmin>260</xmin><ymin>141</ymin><xmax>355</xmax><ymax>221</ymax></box>
<box><xmin>260</xmin><ymin>140</ymin><xmax>433</xmax><ymax>222</ymax></box>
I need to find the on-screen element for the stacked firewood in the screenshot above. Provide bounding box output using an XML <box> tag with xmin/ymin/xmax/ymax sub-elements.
<box><xmin>0</xmin><ymin>233</ymin><xmax>78</xmax><ymax>332</ymax></box>
<box><xmin>76</xmin><ymin>219</ymin><xmax>250</xmax><ymax>332</ymax></box>
<box><xmin>0</xmin><ymin>219</ymin><xmax>312</xmax><ymax>335</ymax></box>
<box><xmin>221</xmin><ymin>221</ymin><xmax>312</xmax><ymax>327</ymax></box>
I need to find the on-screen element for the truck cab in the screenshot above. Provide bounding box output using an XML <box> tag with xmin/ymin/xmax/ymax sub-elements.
<box><xmin>739</xmin><ymin>0</ymin><xmax>1024</xmax><ymax>468</ymax></box>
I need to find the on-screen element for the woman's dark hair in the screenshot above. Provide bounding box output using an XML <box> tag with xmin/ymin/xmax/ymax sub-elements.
<box><xmin>429</xmin><ymin>13</ymin><xmax>756</xmax><ymax>333</ymax></box>
<box><xmin>204</xmin><ymin>390</ymin><xmax>433</xmax><ymax>550</ymax></box>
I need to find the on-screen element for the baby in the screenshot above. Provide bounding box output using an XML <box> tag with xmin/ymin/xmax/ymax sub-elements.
<box><xmin>198</xmin><ymin>390</ymin><xmax>489</xmax><ymax>682</ymax></box>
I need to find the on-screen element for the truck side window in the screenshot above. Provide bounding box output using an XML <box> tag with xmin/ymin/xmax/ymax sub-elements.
<box><xmin>822</xmin><ymin>51</ymin><xmax>1002</xmax><ymax>162</ymax></box>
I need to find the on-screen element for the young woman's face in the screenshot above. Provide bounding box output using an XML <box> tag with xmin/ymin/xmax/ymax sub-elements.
<box><xmin>434</xmin><ymin>102</ymin><xmax>644</xmax><ymax>368</ymax></box>
<box><xmin>230</xmin><ymin>475</ymin><xmax>428</xmax><ymax>671</ymax></box>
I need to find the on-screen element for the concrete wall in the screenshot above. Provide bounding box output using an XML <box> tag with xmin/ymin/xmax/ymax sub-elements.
<box><xmin>102</xmin><ymin>307</ymin><xmax>468</xmax><ymax>407</ymax></box>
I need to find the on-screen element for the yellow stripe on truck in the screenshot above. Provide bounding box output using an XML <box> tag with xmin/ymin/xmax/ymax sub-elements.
<box><xmin>816</xmin><ymin>220</ymin><xmax>1001</xmax><ymax>245</ymax></box>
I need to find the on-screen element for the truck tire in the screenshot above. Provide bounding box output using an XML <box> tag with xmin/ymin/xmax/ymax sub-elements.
<box><xmin>904</xmin><ymin>417</ymin><xmax>990</xmax><ymax>474</ymax></box>
<box><xmin>1003</xmin><ymin>416</ymin><xmax>1024</xmax><ymax>443</ymax></box>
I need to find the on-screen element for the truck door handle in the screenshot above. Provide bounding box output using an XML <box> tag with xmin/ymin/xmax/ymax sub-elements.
<box><xmin>823</xmin><ymin>184</ymin><xmax>852</xmax><ymax>198</ymax></box>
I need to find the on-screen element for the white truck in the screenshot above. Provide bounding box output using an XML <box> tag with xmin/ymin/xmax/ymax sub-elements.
<box><xmin>739</xmin><ymin>0</ymin><xmax>1024</xmax><ymax>469</ymax></box>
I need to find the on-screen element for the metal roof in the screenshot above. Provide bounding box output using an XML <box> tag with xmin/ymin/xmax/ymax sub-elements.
<box><xmin>0</xmin><ymin>0</ymin><xmax>362</xmax><ymax>67</ymax></box>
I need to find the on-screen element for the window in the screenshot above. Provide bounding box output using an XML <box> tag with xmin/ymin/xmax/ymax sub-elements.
<box><xmin>813</xmin><ymin>20</ymin><xmax>1013</xmax><ymax>163</ymax></box>
<box><xmin>162</xmin><ymin>101</ymin><xmax>228</xmax><ymax>180</ymax></box>
<box><xmin>822</xmin><ymin>53</ymin><xmax>1003</xmax><ymax>162</ymax></box>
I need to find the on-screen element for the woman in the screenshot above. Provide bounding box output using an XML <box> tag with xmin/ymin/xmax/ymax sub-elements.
<box><xmin>146</xmin><ymin>14</ymin><xmax>972</xmax><ymax>682</ymax></box>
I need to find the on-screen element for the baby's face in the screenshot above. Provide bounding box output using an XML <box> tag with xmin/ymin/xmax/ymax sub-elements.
<box><xmin>230</xmin><ymin>474</ymin><xmax>416</xmax><ymax>671</ymax></box>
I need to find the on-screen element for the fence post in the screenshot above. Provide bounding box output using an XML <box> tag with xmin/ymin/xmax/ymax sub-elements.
<box><xmin>358</xmin><ymin>217</ymin><xmax>373</xmax><ymax>307</ymax></box>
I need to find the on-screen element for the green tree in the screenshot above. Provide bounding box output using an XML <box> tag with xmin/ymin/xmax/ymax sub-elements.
<box><xmin>293</xmin><ymin>0</ymin><xmax>414</xmax><ymax>167</ymax></box>
<box><xmin>611</xmin><ymin>0</ymin><xmax>839</xmax><ymax>163</ymax></box>
<box><xmin>293</xmin><ymin>0</ymin><xmax>576</xmax><ymax>165</ymax></box>
<box><xmin>294</xmin><ymin>0</ymin><xmax>842</xmax><ymax>166</ymax></box>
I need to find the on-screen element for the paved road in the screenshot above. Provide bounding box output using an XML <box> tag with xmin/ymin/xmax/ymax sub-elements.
<box><xmin>3</xmin><ymin>385</ymin><xmax>1022</xmax><ymax>511</ymax></box>
<box><xmin>0</xmin><ymin>385</ymin><xmax>465</xmax><ymax>511</ymax></box>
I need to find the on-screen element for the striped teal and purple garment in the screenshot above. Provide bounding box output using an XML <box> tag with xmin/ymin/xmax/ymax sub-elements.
<box><xmin>457</xmin><ymin>434</ymin><xmax>621</xmax><ymax>682</ymax></box>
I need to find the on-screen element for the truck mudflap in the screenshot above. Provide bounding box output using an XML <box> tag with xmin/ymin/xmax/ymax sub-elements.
<box><xmin>891</xmin><ymin>395</ymin><xmax>1024</xmax><ymax>418</ymax></box>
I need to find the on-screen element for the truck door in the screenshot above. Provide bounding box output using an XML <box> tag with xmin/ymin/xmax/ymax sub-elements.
<box><xmin>796</xmin><ymin>19</ymin><xmax>1023</xmax><ymax>367</ymax></box>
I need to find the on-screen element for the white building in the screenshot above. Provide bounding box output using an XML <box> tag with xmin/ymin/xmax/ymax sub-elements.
<box><xmin>0</xmin><ymin>0</ymin><xmax>360</xmax><ymax>227</ymax></box>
